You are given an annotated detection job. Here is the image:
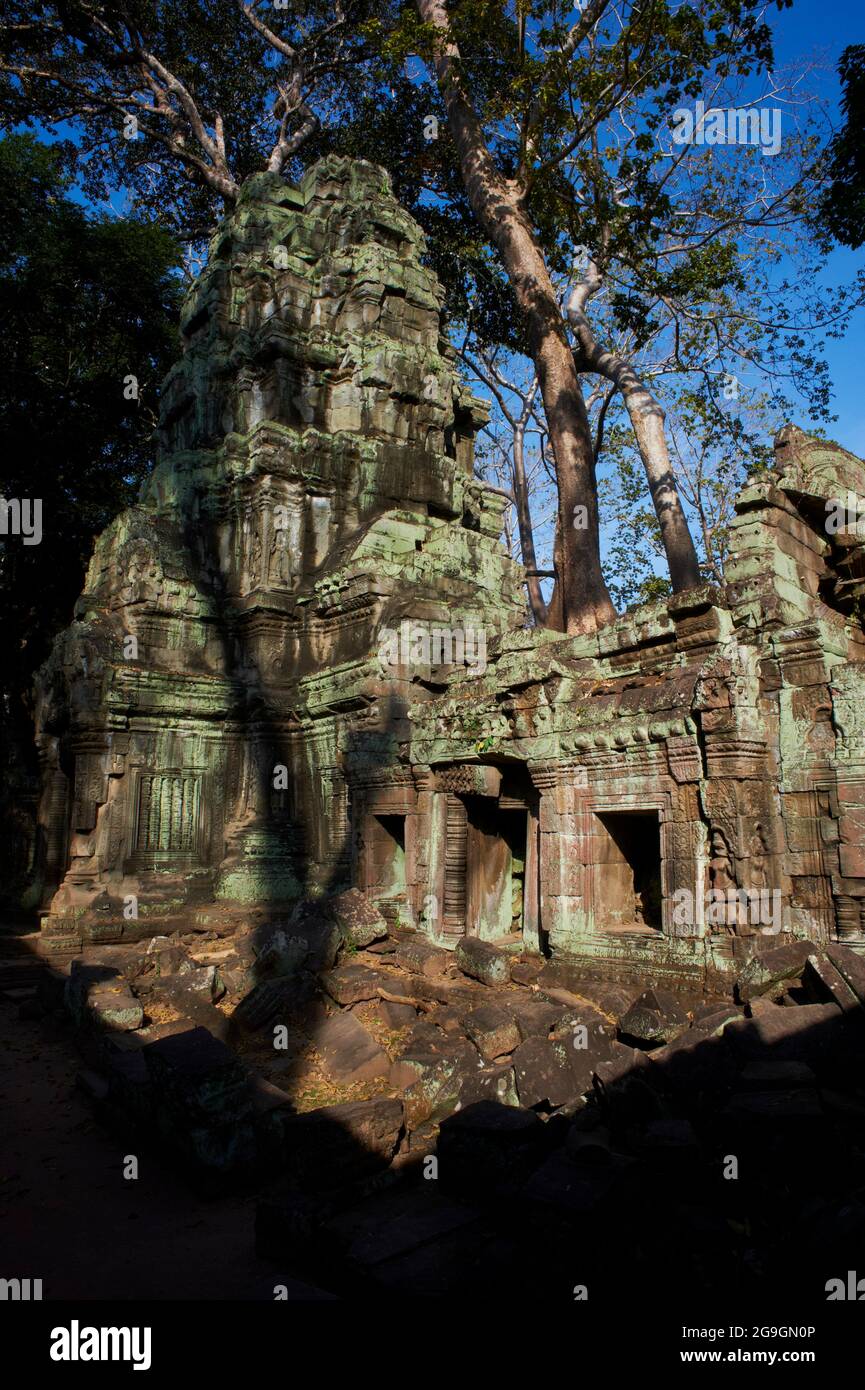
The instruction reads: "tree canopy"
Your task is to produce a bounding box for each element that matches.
[822,44,865,251]
[1,2,861,632]
[0,131,181,761]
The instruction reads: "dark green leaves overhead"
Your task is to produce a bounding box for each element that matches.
[0,132,181,745]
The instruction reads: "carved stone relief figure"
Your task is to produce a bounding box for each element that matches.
[120,542,162,607]
[749,821,770,889]
[709,827,740,933]
[268,527,292,586]
[709,828,736,892]
[249,524,263,588]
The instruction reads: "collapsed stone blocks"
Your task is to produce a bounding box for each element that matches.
[16,153,865,1293]
[23,149,865,1001]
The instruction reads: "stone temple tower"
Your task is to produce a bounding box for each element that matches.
[33,156,525,950]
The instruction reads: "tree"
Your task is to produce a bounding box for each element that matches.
[407,0,620,633]
[822,44,865,250]
[4,2,858,635]
[0,133,181,781]
[0,0,395,241]
[600,386,776,608]
[457,344,551,623]
[348,0,859,632]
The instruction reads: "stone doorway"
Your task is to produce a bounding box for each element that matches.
[464,799,528,942]
[369,814,407,901]
[595,809,663,931]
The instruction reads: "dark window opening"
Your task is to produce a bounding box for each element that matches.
[373,814,406,898]
[596,810,662,931]
[500,809,527,936]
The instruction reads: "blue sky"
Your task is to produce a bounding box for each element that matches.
[28,0,865,460]
[770,0,865,452]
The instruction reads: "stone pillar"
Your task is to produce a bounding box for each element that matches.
[835,770,865,942]
[423,789,449,943]
[530,759,590,955]
[665,738,709,939]
[523,801,541,952]
[409,764,436,931]
[35,738,70,908]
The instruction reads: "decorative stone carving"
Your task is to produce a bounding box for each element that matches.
[23,158,865,985]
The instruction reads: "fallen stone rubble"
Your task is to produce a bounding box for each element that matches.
[19,893,865,1296]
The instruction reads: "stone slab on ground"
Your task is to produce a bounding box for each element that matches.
[399,1043,480,1127]
[645,1012,740,1093]
[735,941,813,1002]
[724,998,845,1068]
[740,1058,815,1089]
[321,963,399,1006]
[461,1003,521,1061]
[509,997,567,1041]
[553,1018,616,1094]
[725,1087,824,1120]
[457,1062,519,1109]
[249,1074,294,1113]
[318,1184,482,1271]
[393,936,453,977]
[593,1040,651,1090]
[565,1119,613,1166]
[85,983,144,1032]
[454,938,511,986]
[509,957,546,986]
[392,1028,475,1089]
[281,910,342,973]
[64,960,137,1028]
[619,988,689,1046]
[316,1010,390,1085]
[276,1097,405,1190]
[250,925,309,979]
[142,1023,251,1125]
[395,974,487,1011]
[523,1150,626,1215]
[512,1035,578,1108]
[150,964,223,1009]
[378,997,417,1029]
[803,954,860,1012]
[233,976,320,1031]
[437,1099,551,1196]
[825,943,865,1008]
[328,889,388,949]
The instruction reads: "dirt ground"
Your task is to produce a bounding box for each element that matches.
[0,998,330,1301]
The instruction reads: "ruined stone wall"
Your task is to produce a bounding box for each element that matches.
[30,156,865,988]
[32,156,524,950]
[362,427,865,987]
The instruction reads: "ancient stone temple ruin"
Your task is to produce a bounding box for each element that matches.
[32,154,865,989]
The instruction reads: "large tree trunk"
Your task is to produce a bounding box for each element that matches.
[512,415,547,625]
[547,513,565,631]
[416,0,616,635]
[567,284,702,592]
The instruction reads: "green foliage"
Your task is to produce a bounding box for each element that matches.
[0,133,181,755]
[0,0,400,242]
[2,1,860,620]
[598,379,777,606]
[822,45,865,250]
[599,434,671,610]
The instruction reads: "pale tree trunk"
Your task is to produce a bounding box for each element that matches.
[465,353,548,625]
[512,413,547,625]
[567,274,701,592]
[416,0,615,635]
